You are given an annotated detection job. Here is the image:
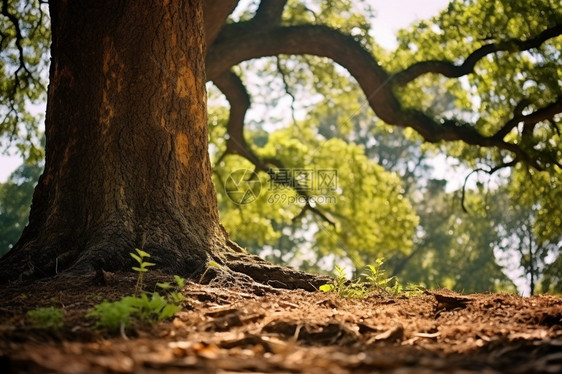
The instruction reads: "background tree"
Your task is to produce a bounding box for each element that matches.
[495,177,562,295]
[0,0,48,160]
[0,162,42,257]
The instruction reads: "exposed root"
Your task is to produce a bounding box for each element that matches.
[0,235,332,295]
[208,247,332,292]
[199,266,280,296]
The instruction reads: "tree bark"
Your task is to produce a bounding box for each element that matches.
[0,0,329,291]
[0,0,229,281]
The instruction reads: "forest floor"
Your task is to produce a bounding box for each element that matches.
[1,271,561,373]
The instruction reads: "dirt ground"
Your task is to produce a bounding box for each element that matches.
[1,272,561,373]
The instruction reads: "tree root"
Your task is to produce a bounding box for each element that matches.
[0,236,332,294]
[207,243,333,292]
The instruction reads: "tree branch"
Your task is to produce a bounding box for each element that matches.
[492,99,532,141]
[203,0,240,46]
[492,98,562,141]
[1,0,33,86]
[461,159,519,213]
[207,25,406,124]
[276,57,298,125]
[390,24,562,86]
[212,71,335,227]
[206,24,549,168]
[212,71,260,165]
[254,0,287,27]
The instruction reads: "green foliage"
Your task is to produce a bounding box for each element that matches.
[86,298,134,332]
[318,265,355,296]
[362,259,395,292]
[86,293,181,332]
[392,180,517,293]
[492,172,562,294]
[156,275,186,304]
[0,162,42,257]
[87,251,184,333]
[509,166,562,244]
[541,256,562,295]
[130,248,155,295]
[198,260,221,283]
[210,121,419,271]
[0,0,49,159]
[386,0,562,169]
[26,307,63,330]
[319,261,422,298]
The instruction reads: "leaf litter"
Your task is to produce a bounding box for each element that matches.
[0,272,561,373]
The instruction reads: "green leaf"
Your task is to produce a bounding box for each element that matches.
[174,275,185,288]
[132,267,148,272]
[159,304,181,320]
[170,292,185,303]
[148,293,166,311]
[130,253,142,264]
[319,284,334,292]
[135,248,151,258]
[156,282,171,290]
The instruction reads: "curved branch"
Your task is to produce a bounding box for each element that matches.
[206,25,544,167]
[254,0,287,27]
[521,99,562,127]
[208,25,408,125]
[391,24,562,86]
[212,71,335,227]
[276,57,298,125]
[209,0,288,47]
[492,98,562,141]
[492,99,532,141]
[203,0,240,46]
[461,160,519,213]
[212,71,260,165]
[1,0,32,84]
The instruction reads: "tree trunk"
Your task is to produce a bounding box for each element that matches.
[0,0,231,281]
[0,0,328,290]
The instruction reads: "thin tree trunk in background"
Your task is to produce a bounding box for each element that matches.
[529,232,536,296]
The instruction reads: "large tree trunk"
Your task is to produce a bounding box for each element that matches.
[0,0,231,281]
[0,0,326,290]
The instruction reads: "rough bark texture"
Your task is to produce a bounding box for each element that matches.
[0,0,227,281]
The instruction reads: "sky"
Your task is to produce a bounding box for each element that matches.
[0,0,451,182]
[368,0,450,49]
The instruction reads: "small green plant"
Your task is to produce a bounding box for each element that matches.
[199,260,221,283]
[26,307,64,330]
[130,248,155,295]
[156,275,186,304]
[87,250,184,333]
[87,298,135,332]
[320,259,423,298]
[362,258,396,293]
[319,265,368,298]
[87,293,181,332]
